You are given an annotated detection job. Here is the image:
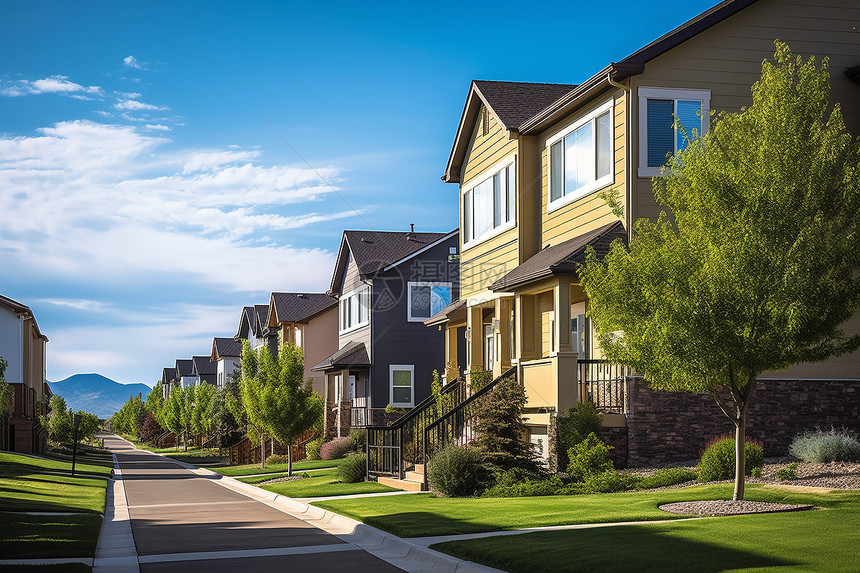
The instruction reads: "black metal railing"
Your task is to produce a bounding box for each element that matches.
[366,375,467,479]
[422,367,516,488]
[578,359,629,414]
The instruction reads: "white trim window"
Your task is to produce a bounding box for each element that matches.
[638,87,710,177]
[463,156,516,246]
[389,364,414,407]
[547,100,614,212]
[339,286,370,333]
[407,282,452,322]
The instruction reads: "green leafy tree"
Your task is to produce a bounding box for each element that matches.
[191,382,217,442]
[473,373,540,474]
[0,357,13,418]
[42,395,74,446]
[238,341,271,467]
[161,386,183,449]
[179,385,195,451]
[110,393,146,437]
[146,381,165,420]
[580,42,860,500]
[75,411,100,443]
[239,342,321,474]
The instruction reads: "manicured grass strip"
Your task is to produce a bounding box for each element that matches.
[0,512,102,559]
[312,484,847,538]
[0,458,108,514]
[136,446,226,466]
[210,459,343,476]
[257,470,397,498]
[432,490,860,573]
[0,453,111,479]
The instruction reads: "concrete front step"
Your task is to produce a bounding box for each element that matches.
[405,470,425,482]
[377,475,425,491]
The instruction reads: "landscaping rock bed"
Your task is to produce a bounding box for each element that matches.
[659,500,814,517]
[257,475,308,486]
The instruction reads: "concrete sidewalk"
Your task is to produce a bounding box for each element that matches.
[100,434,503,573]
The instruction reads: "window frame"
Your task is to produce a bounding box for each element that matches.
[546,99,615,214]
[339,285,370,334]
[406,281,453,322]
[461,154,517,249]
[389,364,414,407]
[637,87,711,178]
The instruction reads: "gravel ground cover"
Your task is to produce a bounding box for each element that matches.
[659,499,814,516]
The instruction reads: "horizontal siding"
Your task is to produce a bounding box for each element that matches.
[766,314,860,379]
[634,0,860,225]
[538,91,627,248]
[460,233,519,296]
[462,111,517,187]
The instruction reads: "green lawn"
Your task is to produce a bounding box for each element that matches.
[313,484,850,538]
[0,564,92,572]
[433,490,860,573]
[209,459,343,476]
[252,468,398,498]
[136,445,226,466]
[0,452,108,559]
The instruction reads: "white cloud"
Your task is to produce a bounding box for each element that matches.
[37,299,111,312]
[144,124,171,131]
[113,99,168,111]
[123,55,144,69]
[1,75,103,98]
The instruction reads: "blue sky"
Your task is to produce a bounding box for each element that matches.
[0,0,717,385]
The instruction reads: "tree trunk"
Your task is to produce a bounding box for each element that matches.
[733,413,746,501]
[287,444,292,477]
[260,435,266,468]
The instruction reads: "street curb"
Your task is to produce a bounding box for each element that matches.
[158,455,503,573]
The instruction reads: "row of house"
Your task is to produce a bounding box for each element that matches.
[159,228,460,439]
[0,295,50,454]
[161,0,860,473]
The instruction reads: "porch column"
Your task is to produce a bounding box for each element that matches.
[494,297,513,377]
[444,325,459,382]
[516,294,537,362]
[466,305,483,372]
[553,278,578,411]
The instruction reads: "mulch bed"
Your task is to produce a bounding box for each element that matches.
[659,500,814,516]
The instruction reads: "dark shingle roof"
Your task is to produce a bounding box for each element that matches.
[192,355,216,376]
[161,367,177,384]
[253,305,269,335]
[175,359,194,377]
[346,231,449,276]
[212,337,242,359]
[311,341,370,372]
[473,81,578,131]
[270,293,336,324]
[490,222,627,291]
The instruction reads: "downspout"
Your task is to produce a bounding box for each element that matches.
[606,71,634,243]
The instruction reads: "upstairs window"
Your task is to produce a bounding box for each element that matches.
[548,100,614,211]
[463,157,516,246]
[389,364,414,407]
[407,282,452,322]
[638,87,710,177]
[339,286,370,333]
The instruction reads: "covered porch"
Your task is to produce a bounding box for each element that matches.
[311,341,372,437]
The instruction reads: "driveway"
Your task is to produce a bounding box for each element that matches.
[103,435,404,572]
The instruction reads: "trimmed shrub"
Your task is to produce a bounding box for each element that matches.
[557,401,603,469]
[584,470,640,493]
[483,474,586,497]
[789,427,860,463]
[349,428,367,452]
[266,454,288,465]
[637,467,698,489]
[698,434,763,482]
[338,453,367,483]
[427,444,490,497]
[305,437,324,461]
[320,436,353,460]
[777,462,798,481]
[567,433,614,481]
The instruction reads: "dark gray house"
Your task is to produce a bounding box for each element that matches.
[313,228,459,436]
[235,304,278,356]
[191,355,217,386]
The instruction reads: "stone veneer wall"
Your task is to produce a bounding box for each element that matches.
[624,377,860,467]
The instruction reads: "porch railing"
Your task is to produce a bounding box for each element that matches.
[351,396,369,427]
[366,375,467,479]
[423,366,517,488]
[578,359,629,414]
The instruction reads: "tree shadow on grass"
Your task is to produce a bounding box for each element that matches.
[432,523,799,573]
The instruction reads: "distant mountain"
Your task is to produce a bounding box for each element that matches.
[48,374,152,418]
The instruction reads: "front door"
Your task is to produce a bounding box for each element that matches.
[484,324,494,371]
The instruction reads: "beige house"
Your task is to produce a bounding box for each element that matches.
[0,295,50,454]
[266,292,338,396]
[430,0,860,460]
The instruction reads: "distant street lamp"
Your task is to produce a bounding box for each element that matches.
[71,413,81,477]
